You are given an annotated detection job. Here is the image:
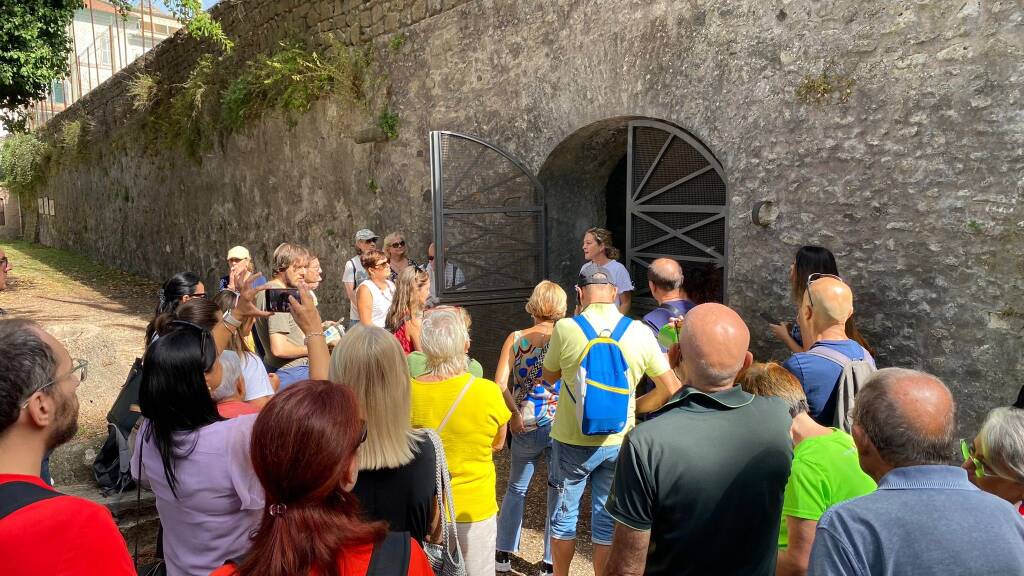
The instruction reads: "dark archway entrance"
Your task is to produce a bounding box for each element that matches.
[429,118,727,373]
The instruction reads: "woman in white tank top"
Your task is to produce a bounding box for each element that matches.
[355,250,396,328]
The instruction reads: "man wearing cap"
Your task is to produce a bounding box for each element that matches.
[219,246,265,292]
[542,266,682,576]
[606,304,793,576]
[343,229,377,327]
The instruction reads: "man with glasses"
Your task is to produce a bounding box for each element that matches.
[0,319,133,574]
[783,275,874,426]
[344,229,378,326]
[808,368,1024,575]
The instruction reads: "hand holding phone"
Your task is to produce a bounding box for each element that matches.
[264,288,299,313]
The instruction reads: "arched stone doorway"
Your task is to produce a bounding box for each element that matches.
[428,118,727,371]
[539,117,728,312]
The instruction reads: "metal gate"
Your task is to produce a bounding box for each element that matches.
[626,120,728,309]
[429,131,546,372]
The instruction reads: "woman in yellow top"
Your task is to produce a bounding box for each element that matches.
[410,307,511,576]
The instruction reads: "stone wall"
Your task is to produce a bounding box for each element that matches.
[0,188,21,239]
[33,0,1024,434]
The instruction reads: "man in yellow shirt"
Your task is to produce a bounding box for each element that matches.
[542,266,682,576]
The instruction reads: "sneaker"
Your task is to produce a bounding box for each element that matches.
[539,562,554,576]
[495,551,512,572]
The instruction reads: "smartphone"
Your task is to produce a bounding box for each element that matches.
[264,288,299,313]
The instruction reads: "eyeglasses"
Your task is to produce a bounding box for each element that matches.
[806,273,844,309]
[168,320,214,370]
[960,438,1017,481]
[372,261,389,269]
[20,358,89,408]
[390,240,406,248]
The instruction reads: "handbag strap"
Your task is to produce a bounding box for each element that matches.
[366,531,411,576]
[424,429,465,567]
[436,376,475,434]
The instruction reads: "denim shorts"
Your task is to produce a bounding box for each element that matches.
[548,439,620,545]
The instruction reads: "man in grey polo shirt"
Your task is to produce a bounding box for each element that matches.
[606,303,794,576]
[808,368,1024,575]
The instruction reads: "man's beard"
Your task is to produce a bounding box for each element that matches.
[45,393,79,451]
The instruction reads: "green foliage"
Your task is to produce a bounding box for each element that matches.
[60,117,91,155]
[220,40,379,133]
[127,72,158,111]
[377,108,399,140]
[161,0,233,52]
[367,177,379,194]
[796,60,854,105]
[388,32,408,51]
[0,0,80,132]
[167,54,217,155]
[0,133,49,194]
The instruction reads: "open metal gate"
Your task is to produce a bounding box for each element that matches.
[429,131,546,372]
[625,120,728,309]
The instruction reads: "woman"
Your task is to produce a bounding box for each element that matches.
[213,290,280,393]
[769,246,873,354]
[356,249,395,328]
[330,325,438,543]
[212,350,260,419]
[144,272,205,345]
[962,386,1024,514]
[173,299,275,409]
[410,307,511,576]
[386,266,431,353]
[580,227,633,314]
[210,380,433,576]
[493,281,566,575]
[384,231,419,282]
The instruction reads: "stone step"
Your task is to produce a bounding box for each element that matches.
[58,482,161,559]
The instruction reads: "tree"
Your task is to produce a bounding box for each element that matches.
[0,0,82,132]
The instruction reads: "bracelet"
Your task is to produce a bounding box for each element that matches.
[304,332,325,344]
[222,310,242,329]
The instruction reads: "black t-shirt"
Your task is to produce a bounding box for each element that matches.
[607,386,793,576]
[353,433,436,543]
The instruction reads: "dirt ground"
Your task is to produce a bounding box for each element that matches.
[0,240,595,576]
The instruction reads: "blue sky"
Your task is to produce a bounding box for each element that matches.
[150,0,219,12]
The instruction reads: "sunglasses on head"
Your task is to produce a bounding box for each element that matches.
[805,273,844,309]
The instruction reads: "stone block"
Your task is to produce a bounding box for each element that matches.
[385,12,399,32]
[412,0,426,21]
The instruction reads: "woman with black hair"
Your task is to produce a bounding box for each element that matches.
[769,246,873,354]
[144,272,206,345]
[132,272,329,575]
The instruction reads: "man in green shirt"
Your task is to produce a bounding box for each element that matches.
[738,362,876,576]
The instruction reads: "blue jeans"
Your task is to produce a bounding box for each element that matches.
[496,426,553,563]
[276,364,310,389]
[548,439,620,545]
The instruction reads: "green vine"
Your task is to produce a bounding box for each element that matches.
[377,108,399,140]
[59,116,91,158]
[127,72,158,111]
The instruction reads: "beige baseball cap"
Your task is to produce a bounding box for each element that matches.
[226,246,251,260]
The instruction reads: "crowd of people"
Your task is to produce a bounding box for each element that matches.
[1,228,1024,576]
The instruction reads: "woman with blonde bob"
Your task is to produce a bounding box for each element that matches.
[962,386,1024,513]
[493,281,566,574]
[386,266,432,354]
[329,325,439,544]
[410,307,511,576]
[383,231,420,282]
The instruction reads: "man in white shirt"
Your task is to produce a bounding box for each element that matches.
[343,229,377,326]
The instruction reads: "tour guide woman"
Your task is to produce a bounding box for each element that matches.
[356,249,396,328]
[580,228,633,315]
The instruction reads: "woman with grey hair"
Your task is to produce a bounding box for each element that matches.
[962,386,1024,514]
[211,351,259,419]
[410,307,511,576]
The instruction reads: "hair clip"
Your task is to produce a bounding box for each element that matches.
[269,503,287,517]
[1013,385,1024,410]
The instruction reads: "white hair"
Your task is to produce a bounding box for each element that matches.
[979,407,1024,483]
[420,308,469,377]
[213,350,243,402]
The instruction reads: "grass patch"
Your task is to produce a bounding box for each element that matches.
[389,32,408,51]
[127,72,158,111]
[377,108,399,140]
[0,240,155,297]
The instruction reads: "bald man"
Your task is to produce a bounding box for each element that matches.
[783,276,874,426]
[808,368,1024,575]
[606,304,793,576]
[641,258,695,344]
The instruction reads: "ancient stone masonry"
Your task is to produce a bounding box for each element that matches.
[32,0,1024,435]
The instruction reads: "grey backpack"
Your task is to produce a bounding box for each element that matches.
[806,347,876,433]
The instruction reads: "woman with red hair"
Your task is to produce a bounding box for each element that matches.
[211,380,433,576]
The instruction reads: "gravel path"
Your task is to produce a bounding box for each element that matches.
[0,240,595,575]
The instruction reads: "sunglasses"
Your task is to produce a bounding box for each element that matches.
[390,240,406,248]
[20,358,89,408]
[806,273,844,309]
[371,261,390,269]
[427,255,435,262]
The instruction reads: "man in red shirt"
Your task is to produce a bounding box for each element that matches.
[0,318,134,575]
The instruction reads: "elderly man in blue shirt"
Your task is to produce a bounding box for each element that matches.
[809,368,1024,575]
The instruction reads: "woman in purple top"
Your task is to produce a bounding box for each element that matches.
[132,322,264,576]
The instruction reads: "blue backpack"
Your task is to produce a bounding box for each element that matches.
[563,315,634,436]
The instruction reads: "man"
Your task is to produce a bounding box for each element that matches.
[783,275,872,425]
[739,362,876,576]
[606,304,794,576]
[0,247,10,316]
[809,368,1024,574]
[218,245,262,291]
[343,229,377,326]
[426,241,467,300]
[641,258,694,341]
[254,242,311,388]
[542,266,681,576]
[0,319,134,574]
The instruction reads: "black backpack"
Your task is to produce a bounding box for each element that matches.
[93,358,144,495]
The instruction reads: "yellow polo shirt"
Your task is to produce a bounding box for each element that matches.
[545,303,670,447]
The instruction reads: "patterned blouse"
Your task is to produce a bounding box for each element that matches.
[510,331,559,431]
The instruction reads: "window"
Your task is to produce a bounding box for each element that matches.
[51,81,65,104]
